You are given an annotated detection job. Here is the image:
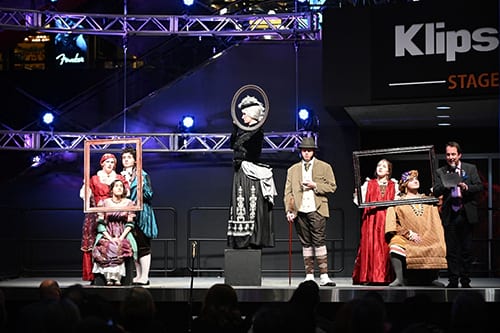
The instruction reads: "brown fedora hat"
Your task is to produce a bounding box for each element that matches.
[298,137,318,149]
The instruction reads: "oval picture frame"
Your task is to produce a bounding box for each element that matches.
[231,84,270,131]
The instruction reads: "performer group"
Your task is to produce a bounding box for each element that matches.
[79,90,483,288]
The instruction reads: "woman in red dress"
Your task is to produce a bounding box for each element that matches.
[352,159,398,285]
[80,153,128,283]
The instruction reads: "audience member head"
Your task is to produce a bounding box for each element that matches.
[199,283,242,324]
[63,283,85,304]
[289,280,320,315]
[44,298,81,333]
[39,279,61,301]
[120,287,156,322]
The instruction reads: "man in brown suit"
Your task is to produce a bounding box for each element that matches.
[284,137,337,286]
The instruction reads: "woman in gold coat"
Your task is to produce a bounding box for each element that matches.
[385,170,447,286]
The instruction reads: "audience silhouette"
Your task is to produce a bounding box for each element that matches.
[119,286,166,333]
[191,283,250,333]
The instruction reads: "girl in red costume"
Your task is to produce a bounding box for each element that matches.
[352,159,398,285]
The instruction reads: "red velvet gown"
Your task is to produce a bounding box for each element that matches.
[352,179,396,285]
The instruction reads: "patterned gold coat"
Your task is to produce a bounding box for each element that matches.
[385,199,447,270]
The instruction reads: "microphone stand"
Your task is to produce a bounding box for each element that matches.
[187,241,197,332]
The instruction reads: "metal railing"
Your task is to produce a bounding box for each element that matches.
[186,206,346,276]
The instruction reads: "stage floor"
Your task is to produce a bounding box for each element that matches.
[2,276,500,304]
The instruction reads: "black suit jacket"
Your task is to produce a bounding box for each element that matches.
[433,161,483,225]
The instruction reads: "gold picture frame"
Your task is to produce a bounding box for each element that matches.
[353,145,439,208]
[83,138,143,213]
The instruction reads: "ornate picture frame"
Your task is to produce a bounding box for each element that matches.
[230,84,270,131]
[83,138,143,213]
[353,145,439,208]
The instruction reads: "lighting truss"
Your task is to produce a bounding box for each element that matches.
[0,130,315,153]
[0,8,320,40]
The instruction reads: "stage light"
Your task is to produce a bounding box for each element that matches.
[183,0,194,6]
[42,112,55,126]
[178,115,195,149]
[31,154,45,167]
[297,108,319,133]
[181,115,195,131]
[298,108,310,121]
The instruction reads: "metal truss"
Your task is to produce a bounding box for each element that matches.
[0,130,315,153]
[0,8,320,40]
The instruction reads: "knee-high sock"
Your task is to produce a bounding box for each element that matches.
[390,253,405,283]
[303,247,314,274]
[315,245,329,275]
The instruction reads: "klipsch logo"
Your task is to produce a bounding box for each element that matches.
[395,22,498,62]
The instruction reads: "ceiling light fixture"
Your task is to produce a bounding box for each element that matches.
[436,105,451,110]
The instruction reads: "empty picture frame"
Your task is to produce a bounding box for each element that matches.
[353,145,439,208]
[83,138,143,213]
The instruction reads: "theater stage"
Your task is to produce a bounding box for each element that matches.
[2,276,500,304]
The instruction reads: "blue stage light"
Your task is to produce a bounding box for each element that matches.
[298,108,310,121]
[181,115,195,130]
[297,108,319,132]
[42,112,55,125]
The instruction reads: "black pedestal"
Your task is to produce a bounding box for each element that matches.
[224,249,262,286]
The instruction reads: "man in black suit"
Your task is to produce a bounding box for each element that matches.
[433,141,483,288]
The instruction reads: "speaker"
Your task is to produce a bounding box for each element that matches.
[224,249,262,286]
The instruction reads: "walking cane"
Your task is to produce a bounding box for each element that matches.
[288,219,293,286]
[286,199,295,286]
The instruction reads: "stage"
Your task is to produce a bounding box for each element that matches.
[2,276,500,304]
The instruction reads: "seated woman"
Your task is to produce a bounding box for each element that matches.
[92,179,137,286]
[385,170,447,287]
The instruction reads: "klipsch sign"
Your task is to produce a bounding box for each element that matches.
[394,22,498,63]
[371,1,498,100]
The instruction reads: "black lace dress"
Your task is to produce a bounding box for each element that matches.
[227,125,275,249]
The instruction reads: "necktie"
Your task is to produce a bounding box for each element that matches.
[451,168,463,212]
[304,162,310,171]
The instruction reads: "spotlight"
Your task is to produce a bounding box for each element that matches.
[31,154,45,167]
[180,115,195,132]
[297,108,319,132]
[42,112,55,126]
[298,108,310,121]
[178,115,195,149]
[183,0,194,6]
